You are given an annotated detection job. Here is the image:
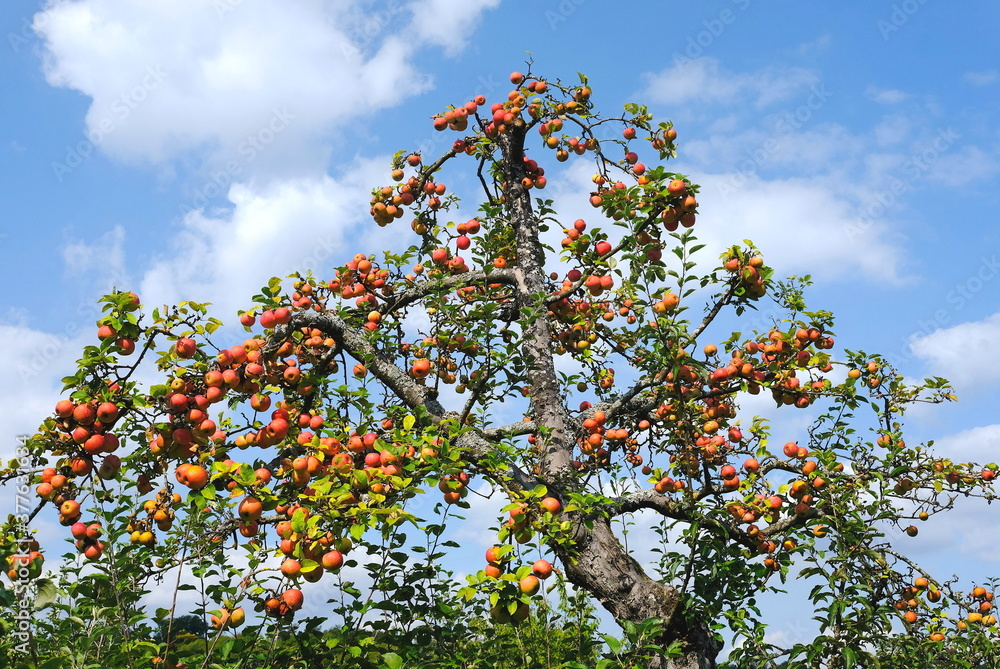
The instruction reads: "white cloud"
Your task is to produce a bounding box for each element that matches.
[61,225,130,292]
[964,70,998,87]
[696,173,908,284]
[31,0,492,177]
[681,121,866,176]
[536,130,906,288]
[931,424,1000,464]
[924,145,1000,187]
[865,85,909,105]
[138,161,384,321]
[796,34,832,56]
[639,58,820,110]
[909,312,1000,393]
[871,112,916,146]
[0,320,89,463]
[408,0,502,56]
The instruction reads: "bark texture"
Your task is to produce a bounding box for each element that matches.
[498,122,719,669]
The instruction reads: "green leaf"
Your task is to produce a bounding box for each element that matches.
[350,523,365,541]
[382,652,403,669]
[34,578,57,609]
[603,634,623,654]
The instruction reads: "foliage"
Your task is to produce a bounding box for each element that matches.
[3,65,999,668]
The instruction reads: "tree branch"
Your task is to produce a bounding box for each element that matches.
[379,268,517,320]
[270,311,445,417]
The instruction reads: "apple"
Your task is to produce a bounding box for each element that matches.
[519,574,540,595]
[238,497,263,522]
[532,559,553,579]
[175,338,197,358]
[281,588,304,610]
[97,454,120,479]
[259,310,277,329]
[72,403,95,424]
[321,550,344,571]
[540,497,561,514]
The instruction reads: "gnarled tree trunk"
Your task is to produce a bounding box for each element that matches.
[556,519,719,669]
[497,119,719,669]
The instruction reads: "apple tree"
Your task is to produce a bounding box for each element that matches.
[5,66,1000,669]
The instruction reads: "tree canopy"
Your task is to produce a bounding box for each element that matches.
[4,66,1000,669]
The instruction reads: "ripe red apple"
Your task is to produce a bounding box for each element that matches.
[259,310,277,329]
[83,434,105,455]
[175,338,197,358]
[280,588,304,610]
[431,247,449,265]
[273,307,292,324]
[96,402,118,423]
[180,464,209,490]
[532,559,553,579]
[122,292,140,310]
[70,457,93,476]
[60,500,81,518]
[321,550,344,571]
[238,497,263,522]
[280,558,302,578]
[73,403,95,424]
[540,497,561,514]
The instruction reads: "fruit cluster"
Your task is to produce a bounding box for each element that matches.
[71,520,106,558]
[128,488,181,544]
[50,398,123,458]
[4,541,43,581]
[481,542,556,625]
[262,587,303,619]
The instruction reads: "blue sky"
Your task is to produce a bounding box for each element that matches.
[3,0,1000,651]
